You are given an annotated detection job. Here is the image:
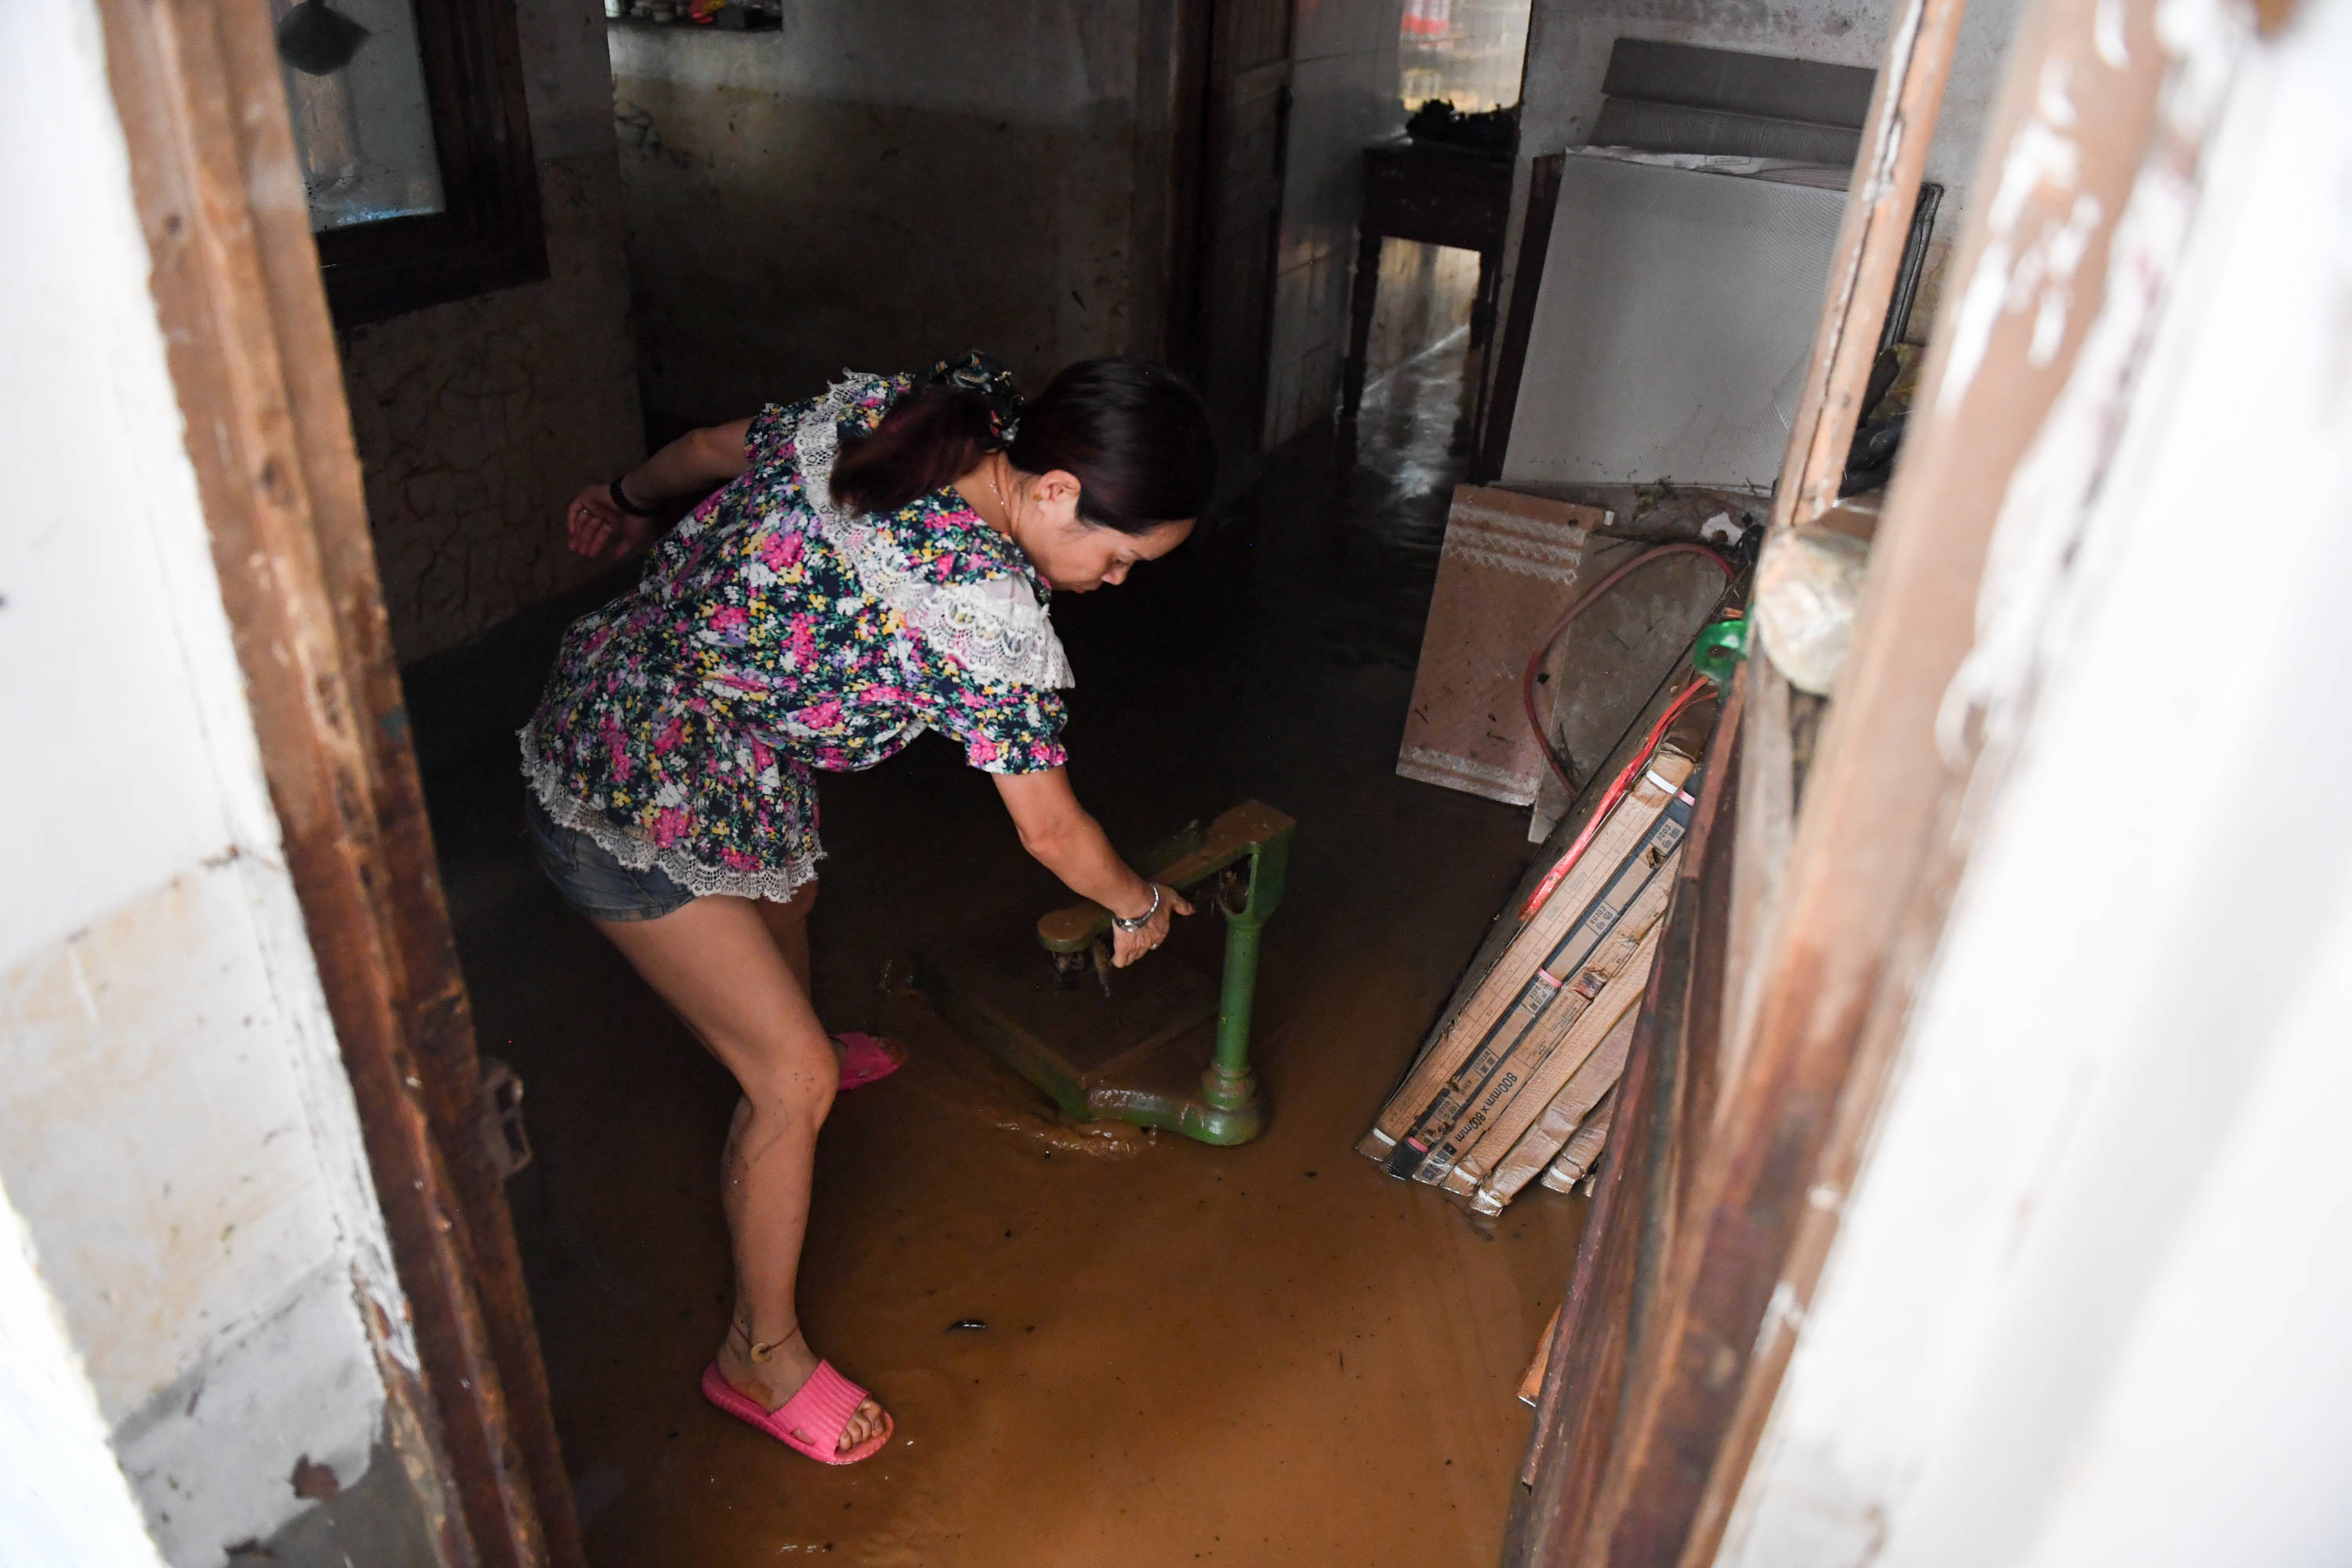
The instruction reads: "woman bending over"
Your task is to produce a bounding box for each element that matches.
[521,354,1213,1465]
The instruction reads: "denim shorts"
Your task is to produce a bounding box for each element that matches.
[524,791,695,923]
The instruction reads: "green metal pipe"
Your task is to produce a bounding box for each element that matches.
[1214,916,1264,1081]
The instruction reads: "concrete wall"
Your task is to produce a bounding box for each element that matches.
[607,1,1189,434]
[0,5,420,1564]
[1721,0,2352,1559]
[340,0,644,664]
[606,0,1414,454]
[1265,0,1410,445]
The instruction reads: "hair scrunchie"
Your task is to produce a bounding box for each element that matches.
[928,350,1025,449]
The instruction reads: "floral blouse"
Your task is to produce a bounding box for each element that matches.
[521,370,1073,901]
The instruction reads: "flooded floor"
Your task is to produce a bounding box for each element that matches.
[415,342,1587,1566]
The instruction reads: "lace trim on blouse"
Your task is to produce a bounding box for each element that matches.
[796,372,1076,691]
[518,717,824,904]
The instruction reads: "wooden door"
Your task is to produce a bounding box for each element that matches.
[1195,0,1294,477]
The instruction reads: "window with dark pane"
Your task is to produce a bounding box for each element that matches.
[285,0,546,325]
[274,0,446,231]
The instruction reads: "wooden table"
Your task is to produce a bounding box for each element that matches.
[1339,139,1516,440]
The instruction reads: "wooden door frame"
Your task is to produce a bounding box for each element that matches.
[1504,0,2222,1554]
[95,4,582,1566]
[1193,0,1295,470]
[1159,0,1218,379]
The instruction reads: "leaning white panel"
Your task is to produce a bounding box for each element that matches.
[1501,151,1849,492]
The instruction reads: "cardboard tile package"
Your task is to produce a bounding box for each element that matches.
[1363,741,1697,1210]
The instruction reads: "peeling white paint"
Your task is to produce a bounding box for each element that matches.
[1943,0,2241,761]
[2094,0,2133,67]
[1865,0,1929,208]
[1758,1279,1809,1350]
[2036,56,2081,125]
[111,1258,385,1563]
[2024,191,2104,364]
[1936,114,2085,412]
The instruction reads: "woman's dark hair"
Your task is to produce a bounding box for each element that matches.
[829,356,1215,534]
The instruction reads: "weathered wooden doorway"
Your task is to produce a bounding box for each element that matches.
[93,3,579,1565]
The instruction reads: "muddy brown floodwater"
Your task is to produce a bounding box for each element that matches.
[415,337,1589,1566]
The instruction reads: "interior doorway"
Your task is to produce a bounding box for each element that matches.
[67,0,2028,1560]
[1188,0,1298,482]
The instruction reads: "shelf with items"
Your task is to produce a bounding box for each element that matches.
[603,2,779,30]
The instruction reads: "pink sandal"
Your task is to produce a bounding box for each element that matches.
[701,1360,893,1465]
[833,1031,906,1091]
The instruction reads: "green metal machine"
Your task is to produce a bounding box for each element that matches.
[913,801,1294,1145]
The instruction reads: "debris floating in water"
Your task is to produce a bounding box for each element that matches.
[992,1112,1154,1159]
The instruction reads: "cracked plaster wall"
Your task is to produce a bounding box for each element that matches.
[341,0,644,664]
[607,1,1187,432]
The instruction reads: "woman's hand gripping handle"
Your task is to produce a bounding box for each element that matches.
[1108,883,1192,968]
[994,769,1193,968]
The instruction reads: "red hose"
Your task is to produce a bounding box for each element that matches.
[1519,677,1715,920]
[1520,543,1734,793]
[1511,542,1735,924]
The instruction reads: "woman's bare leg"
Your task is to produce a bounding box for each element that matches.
[755,888,904,1080]
[753,880,815,993]
[590,885,887,1454]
